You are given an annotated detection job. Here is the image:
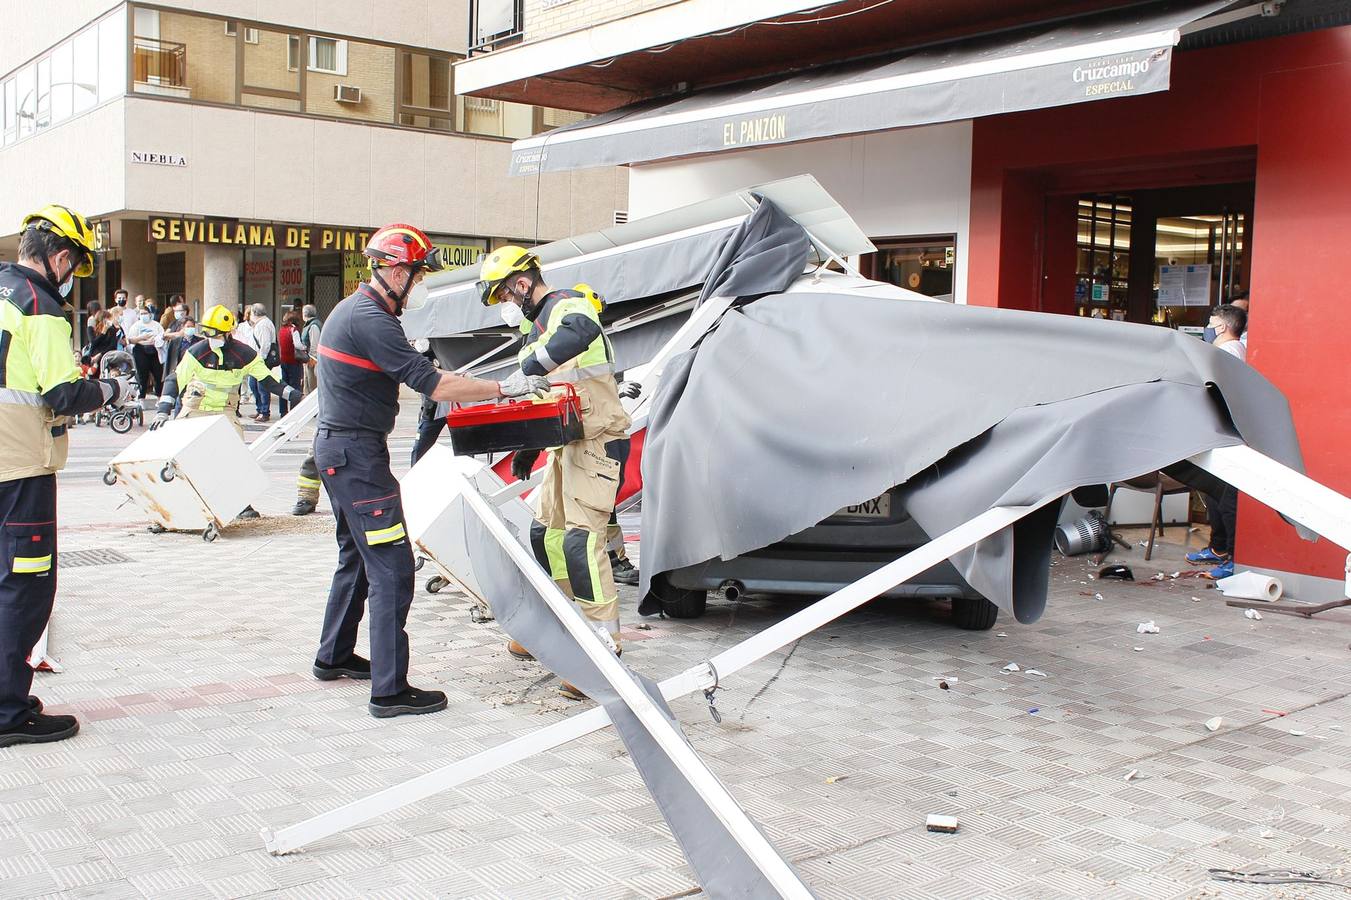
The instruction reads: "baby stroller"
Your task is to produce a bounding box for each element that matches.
[95,350,144,434]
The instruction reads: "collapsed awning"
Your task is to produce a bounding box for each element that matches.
[510,0,1231,176]
[401,174,873,339]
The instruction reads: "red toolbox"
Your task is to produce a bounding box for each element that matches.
[447,384,584,455]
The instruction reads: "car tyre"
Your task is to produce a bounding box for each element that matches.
[951,596,998,631]
[651,575,707,619]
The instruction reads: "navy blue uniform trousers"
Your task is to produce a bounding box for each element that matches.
[314,429,415,698]
[0,475,58,729]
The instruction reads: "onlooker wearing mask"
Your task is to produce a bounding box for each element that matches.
[276,311,304,416]
[1208,303,1246,362]
[159,294,180,329]
[162,296,189,340]
[126,305,166,401]
[245,303,278,422]
[118,291,141,344]
[299,304,322,396]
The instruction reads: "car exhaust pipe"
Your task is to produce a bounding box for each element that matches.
[719,580,745,602]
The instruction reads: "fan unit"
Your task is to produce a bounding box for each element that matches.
[333,84,361,104]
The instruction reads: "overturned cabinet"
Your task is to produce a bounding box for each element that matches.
[105,415,267,541]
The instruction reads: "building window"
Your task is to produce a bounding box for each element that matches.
[398,50,453,131]
[224,21,260,43]
[288,36,348,76]
[869,237,957,300]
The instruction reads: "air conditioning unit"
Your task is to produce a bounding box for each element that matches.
[333,84,361,104]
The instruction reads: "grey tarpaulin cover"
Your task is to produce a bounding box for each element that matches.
[638,294,1310,623]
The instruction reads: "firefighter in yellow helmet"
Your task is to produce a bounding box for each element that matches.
[478,249,632,699]
[1,205,133,747]
[150,303,301,518]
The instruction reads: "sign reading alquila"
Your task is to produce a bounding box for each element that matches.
[147,217,374,251]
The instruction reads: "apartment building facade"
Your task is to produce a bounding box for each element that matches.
[0,1,624,329]
[459,0,1351,596]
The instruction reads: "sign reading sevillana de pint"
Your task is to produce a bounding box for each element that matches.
[148,217,376,251]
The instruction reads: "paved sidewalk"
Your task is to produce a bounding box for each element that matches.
[3,409,1349,898]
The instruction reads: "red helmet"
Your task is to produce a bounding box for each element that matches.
[363,223,445,272]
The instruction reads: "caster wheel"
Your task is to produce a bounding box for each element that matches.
[109,413,132,434]
[414,556,426,572]
[202,524,219,543]
[160,464,175,482]
[148,523,166,534]
[102,469,117,486]
[425,575,446,594]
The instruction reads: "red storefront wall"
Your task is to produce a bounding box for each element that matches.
[968,27,1351,584]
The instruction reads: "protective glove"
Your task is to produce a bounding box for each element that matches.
[283,386,302,406]
[498,371,552,399]
[618,380,641,400]
[149,410,171,431]
[511,448,541,482]
[100,376,133,407]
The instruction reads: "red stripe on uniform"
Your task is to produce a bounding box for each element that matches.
[318,344,381,371]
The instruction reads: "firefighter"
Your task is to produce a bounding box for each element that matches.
[573,284,641,587]
[150,304,301,518]
[1,205,132,748]
[313,224,549,718]
[480,251,632,700]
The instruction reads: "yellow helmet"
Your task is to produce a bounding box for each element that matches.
[22,204,96,277]
[476,245,540,306]
[200,304,236,335]
[573,283,605,314]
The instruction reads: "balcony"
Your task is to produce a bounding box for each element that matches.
[132,37,190,99]
[469,0,524,57]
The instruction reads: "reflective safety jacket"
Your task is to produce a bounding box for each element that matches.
[160,335,283,417]
[518,288,630,441]
[0,263,108,482]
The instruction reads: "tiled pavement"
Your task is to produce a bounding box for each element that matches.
[5,404,1350,898]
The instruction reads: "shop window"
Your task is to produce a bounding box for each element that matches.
[870,237,957,300]
[398,50,454,131]
[1075,195,1130,320]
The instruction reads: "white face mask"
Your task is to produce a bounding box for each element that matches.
[174,309,185,320]
[499,302,525,328]
[58,278,74,298]
[404,282,430,312]
[208,336,225,350]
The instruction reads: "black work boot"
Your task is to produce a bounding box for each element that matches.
[611,556,640,586]
[292,498,316,516]
[313,654,372,681]
[237,505,261,519]
[369,686,448,719]
[0,713,80,748]
[27,695,42,714]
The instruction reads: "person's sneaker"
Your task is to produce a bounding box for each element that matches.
[559,681,587,701]
[313,654,372,681]
[0,713,80,748]
[237,506,261,519]
[368,686,447,719]
[1209,559,1235,579]
[611,557,640,586]
[291,498,316,516]
[1186,547,1228,564]
[507,640,534,661]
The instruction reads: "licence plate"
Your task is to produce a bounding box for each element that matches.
[836,493,891,519]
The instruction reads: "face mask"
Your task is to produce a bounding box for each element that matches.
[405,282,430,313]
[208,336,225,350]
[499,302,525,328]
[116,298,127,307]
[140,313,152,323]
[174,309,185,320]
[58,277,74,299]
[1202,326,1217,343]
[184,327,197,338]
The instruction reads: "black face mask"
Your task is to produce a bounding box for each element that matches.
[116,298,127,307]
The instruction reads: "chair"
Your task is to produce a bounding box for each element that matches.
[1104,471,1191,561]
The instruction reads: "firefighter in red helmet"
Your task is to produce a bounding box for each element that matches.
[309,224,550,718]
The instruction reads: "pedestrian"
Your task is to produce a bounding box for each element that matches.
[247,303,278,422]
[118,292,141,345]
[481,250,632,700]
[151,305,300,518]
[299,303,322,396]
[0,204,132,747]
[277,310,304,416]
[311,223,548,718]
[1187,304,1249,578]
[1231,290,1250,348]
[125,302,166,401]
[162,295,189,341]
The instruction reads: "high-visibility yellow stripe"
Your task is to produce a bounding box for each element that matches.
[297,475,321,488]
[544,527,568,581]
[13,554,52,574]
[364,522,406,545]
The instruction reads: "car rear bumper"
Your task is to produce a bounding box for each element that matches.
[666,552,981,600]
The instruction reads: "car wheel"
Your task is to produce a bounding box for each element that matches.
[651,575,707,619]
[951,596,998,630]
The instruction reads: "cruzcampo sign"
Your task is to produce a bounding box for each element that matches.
[148,217,375,251]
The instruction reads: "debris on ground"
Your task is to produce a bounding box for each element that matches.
[937,680,950,690]
[1025,669,1048,678]
[1001,662,1021,673]
[1137,621,1160,634]
[1125,769,1138,781]
[996,632,1008,637]
[1289,729,1306,736]
[925,814,958,834]
[1093,593,1104,601]
[1098,564,1134,581]
[1133,646,1144,652]
[1262,709,1288,717]
[1028,708,1040,715]
[1245,609,1263,620]
[1151,572,1167,581]
[1205,716,1223,732]
[825,775,847,784]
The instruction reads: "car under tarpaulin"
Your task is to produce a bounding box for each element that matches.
[637,202,1313,624]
